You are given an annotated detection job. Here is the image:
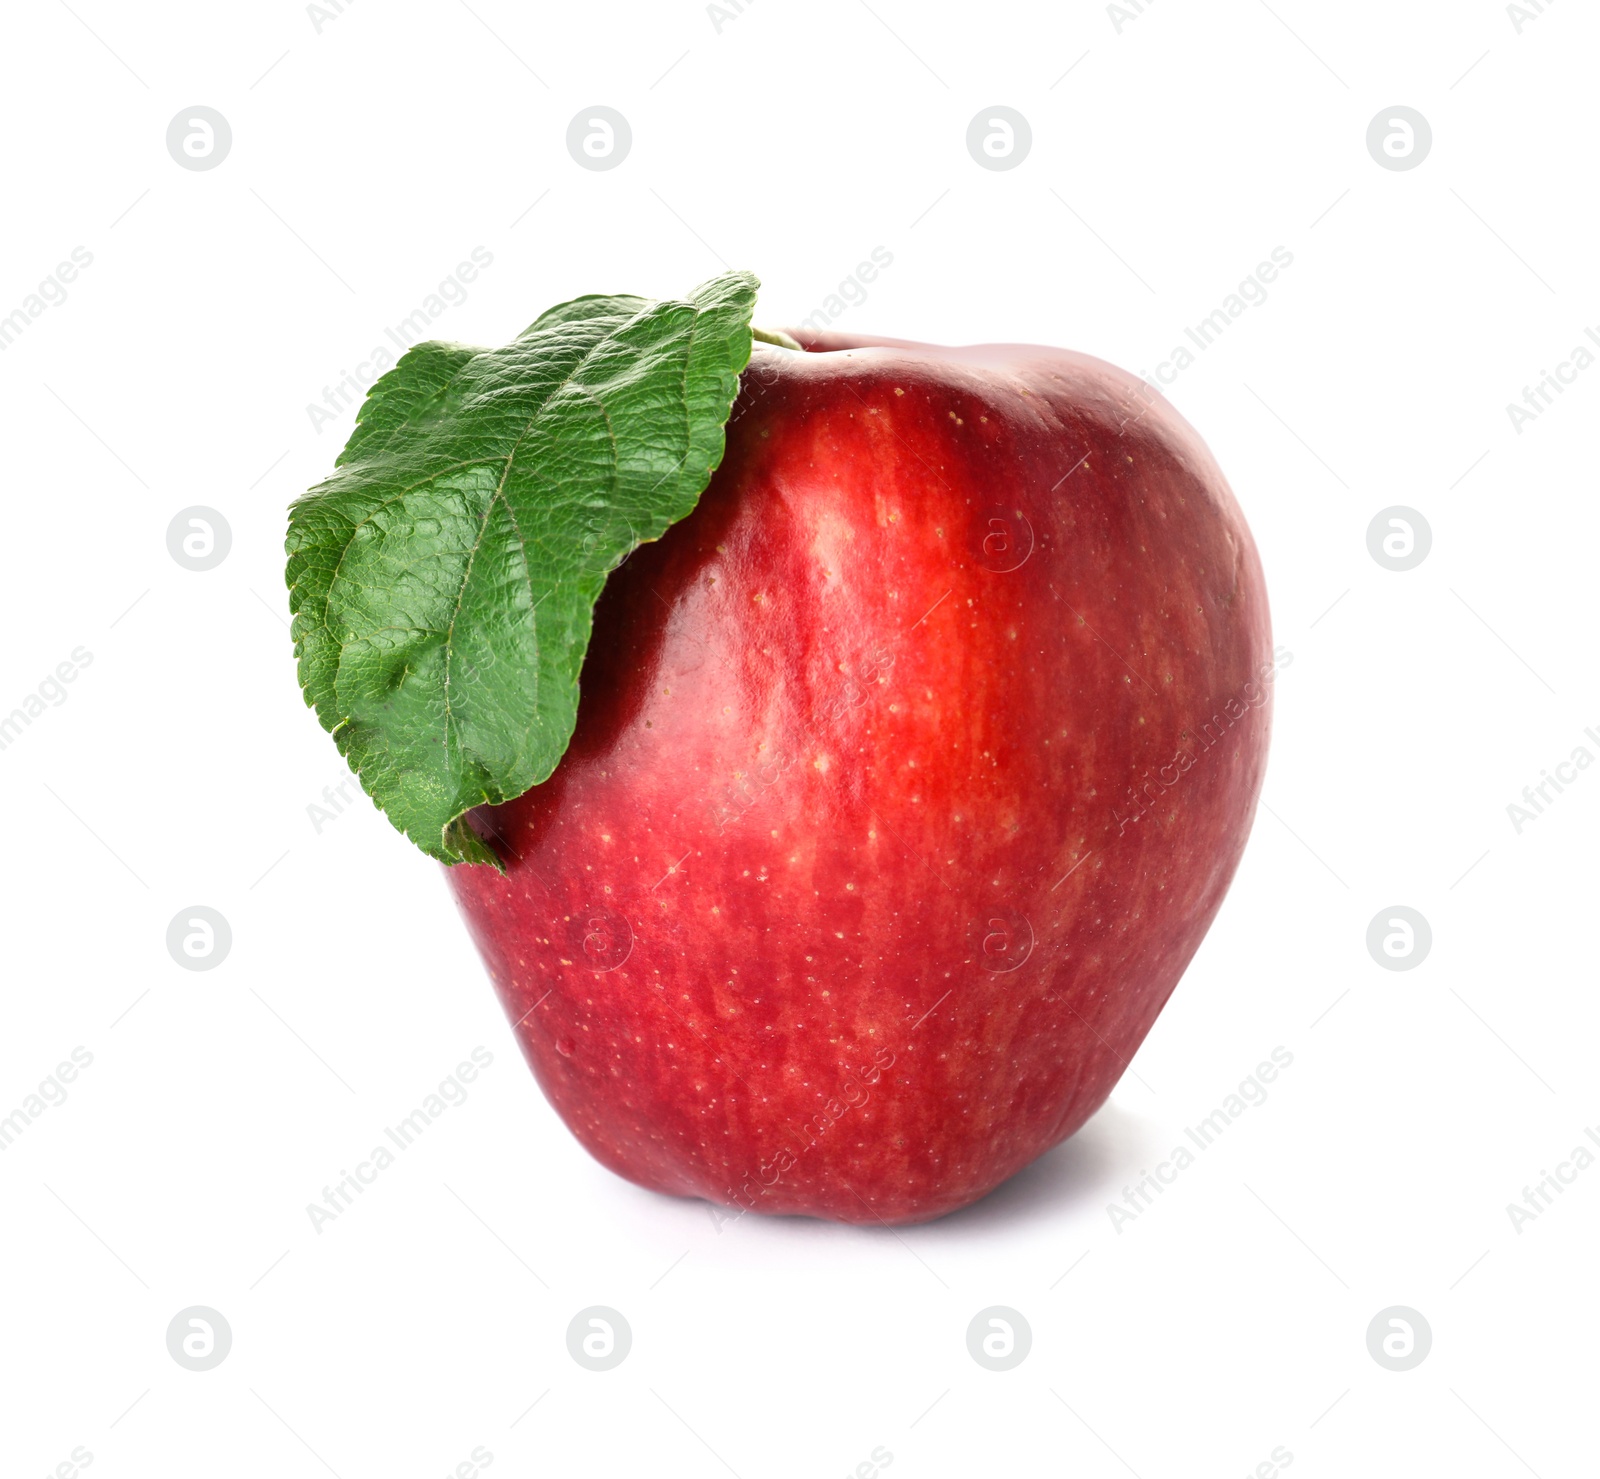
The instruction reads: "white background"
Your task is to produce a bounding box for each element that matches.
[2,1,1596,1475]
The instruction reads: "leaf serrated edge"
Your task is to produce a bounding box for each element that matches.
[284,270,761,869]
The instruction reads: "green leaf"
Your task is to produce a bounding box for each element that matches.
[286,269,759,867]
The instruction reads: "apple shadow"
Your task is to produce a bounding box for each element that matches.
[654,1097,1168,1243]
[913,1097,1165,1238]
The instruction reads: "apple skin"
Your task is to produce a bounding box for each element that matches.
[446,328,1272,1226]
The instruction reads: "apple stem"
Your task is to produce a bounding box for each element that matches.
[752,326,803,350]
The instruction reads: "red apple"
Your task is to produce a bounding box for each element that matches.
[446,328,1272,1226]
